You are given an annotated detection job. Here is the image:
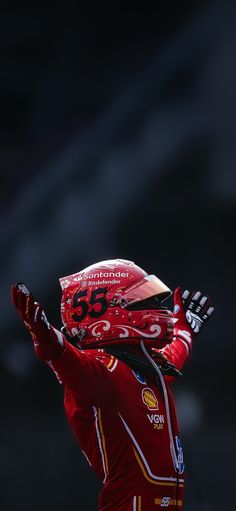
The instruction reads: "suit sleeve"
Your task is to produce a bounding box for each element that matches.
[160,335,191,373]
[45,340,112,406]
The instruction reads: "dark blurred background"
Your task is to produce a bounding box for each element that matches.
[1,2,235,510]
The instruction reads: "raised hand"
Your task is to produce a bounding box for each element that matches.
[173,287,215,347]
[11,283,64,359]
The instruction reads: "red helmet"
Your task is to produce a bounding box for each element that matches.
[59,259,175,350]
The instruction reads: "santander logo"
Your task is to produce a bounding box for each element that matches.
[81,271,129,280]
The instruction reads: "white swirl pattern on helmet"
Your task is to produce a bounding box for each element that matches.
[88,320,162,339]
[89,320,111,337]
[115,324,162,338]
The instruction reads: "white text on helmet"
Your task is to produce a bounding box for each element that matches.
[81,271,129,280]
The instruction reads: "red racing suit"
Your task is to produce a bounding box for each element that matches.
[45,336,189,511]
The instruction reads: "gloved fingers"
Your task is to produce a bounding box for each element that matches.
[174,287,196,311]
[202,305,215,322]
[12,283,41,325]
[185,291,215,333]
[188,291,206,313]
[12,282,30,300]
[12,284,30,320]
[182,289,201,309]
[23,297,50,332]
[174,286,215,338]
[188,292,214,319]
[188,291,202,309]
[181,289,191,306]
[11,284,24,309]
[173,287,186,313]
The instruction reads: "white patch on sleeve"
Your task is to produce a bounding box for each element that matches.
[53,328,64,347]
[175,329,192,344]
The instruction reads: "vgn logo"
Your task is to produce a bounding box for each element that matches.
[147,413,165,430]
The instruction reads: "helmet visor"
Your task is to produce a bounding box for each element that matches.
[117,274,172,307]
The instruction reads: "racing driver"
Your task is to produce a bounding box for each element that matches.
[11,258,214,510]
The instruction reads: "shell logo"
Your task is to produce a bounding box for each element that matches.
[142,387,159,411]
